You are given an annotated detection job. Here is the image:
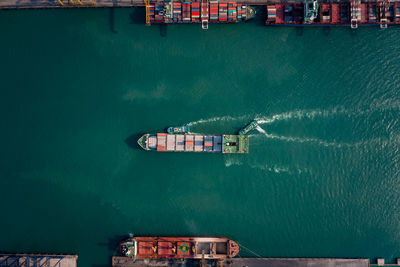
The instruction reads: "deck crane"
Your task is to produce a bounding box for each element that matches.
[145,0,151,26]
[350,0,361,28]
[379,0,388,28]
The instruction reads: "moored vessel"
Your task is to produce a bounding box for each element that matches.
[147,1,256,28]
[138,133,249,153]
[265,0,400,28]
[119,236,240,260]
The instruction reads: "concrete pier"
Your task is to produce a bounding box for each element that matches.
[0,254,78,267]
[112,257,369,267]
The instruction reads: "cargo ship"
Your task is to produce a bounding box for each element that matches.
[119,236,240,260]
[137,133,249,153]
[147,1,256,29]
[265,0,400,28]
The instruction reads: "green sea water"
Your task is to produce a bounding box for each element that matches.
[0,7,400,266]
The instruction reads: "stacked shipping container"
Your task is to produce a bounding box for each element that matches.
[210,1,219,22]
[192,2,201,22]
[173,2,182,22]
[219,2,228,21]
[228,2,237,21]
[182,2,191,21]
[157,133,166,151]
[266,5,277,23]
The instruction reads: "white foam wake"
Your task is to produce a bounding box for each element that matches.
[255,126,352,148]
[187,115,249,126]
[256,107,349,125]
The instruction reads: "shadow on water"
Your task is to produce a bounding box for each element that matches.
[129,7,146,24]
[321,26,331,36]
[109,8,117,33]
[125,133,144,150]
[295,26,303,36]
[98,235,127,253]
[159,24,167,37]
[252,6,267,27]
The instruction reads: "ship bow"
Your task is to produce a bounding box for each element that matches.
[137,134,149,150]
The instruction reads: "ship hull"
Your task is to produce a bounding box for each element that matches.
[149,1,255,25]
[265,1,400,27]
[137,133,249,153]
[119,236,240,259]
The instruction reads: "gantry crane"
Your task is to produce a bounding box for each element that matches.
[145,0,151,26]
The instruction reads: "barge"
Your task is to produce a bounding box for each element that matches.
[148,1,256,29]
[119,236,240,260]
[138,133,249,153]
[265,0,400,28]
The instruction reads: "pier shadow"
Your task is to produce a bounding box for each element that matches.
[295,26,304,36]
[321,26,331,36]
[129,7,146,24]
[125,133,143,150]
[109,8,117,34]
[98,235,127,253]
[252,6,267,27]
[159,24,167,37]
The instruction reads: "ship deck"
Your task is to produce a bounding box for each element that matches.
[112,257,370,267]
